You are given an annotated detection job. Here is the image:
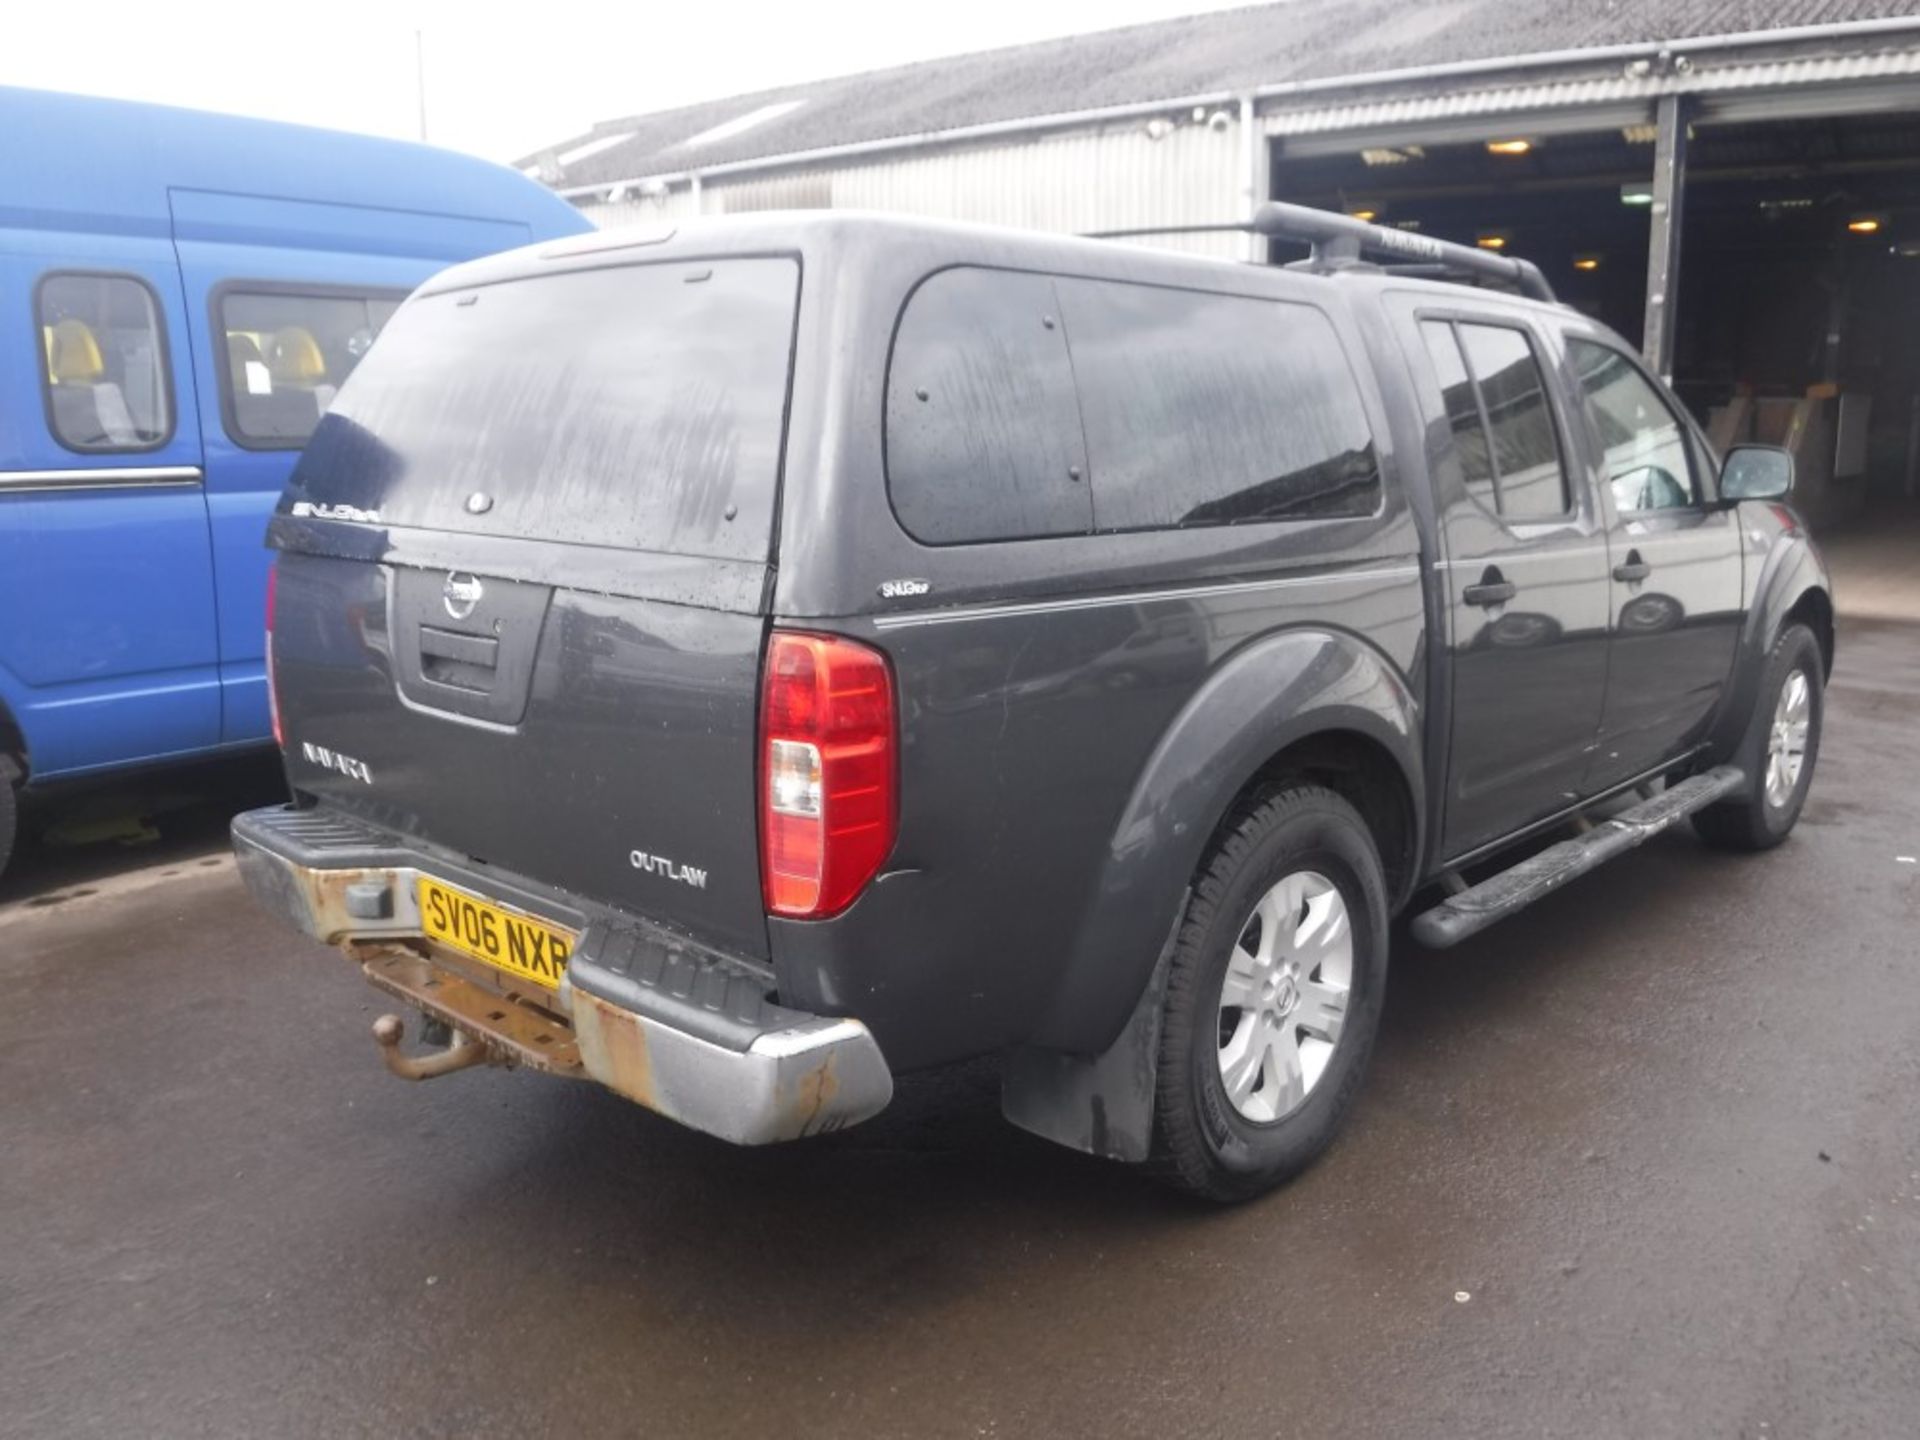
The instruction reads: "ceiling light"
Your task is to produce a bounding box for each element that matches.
[1620,124,1659,145]
[1847,215,1885,235]
[1349,207,1380,222]
[1573,255,1602,272]
[1486,139,1533,156]
[1621,183,1654,206]
[1476,231,1510,251]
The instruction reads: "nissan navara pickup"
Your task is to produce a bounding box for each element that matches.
[234,206,1831,1200]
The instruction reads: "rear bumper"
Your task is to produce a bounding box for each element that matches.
[231,804,893,1144]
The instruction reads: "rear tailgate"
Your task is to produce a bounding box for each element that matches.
[267,255,801,959]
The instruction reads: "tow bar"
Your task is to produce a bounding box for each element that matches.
[371,1013,490,1081]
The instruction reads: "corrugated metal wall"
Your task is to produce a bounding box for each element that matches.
[579,117,1247,258]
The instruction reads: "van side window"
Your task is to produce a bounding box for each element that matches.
[37,273,171,452]
[1567,339,1699,513]
[885,268,1092,544]
[218,289,403,448]
[1058,279,1381,530]
[1454,323,1569,519]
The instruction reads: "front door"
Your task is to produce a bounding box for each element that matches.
[1562,338,1744,793]
[1403,311,1612,861]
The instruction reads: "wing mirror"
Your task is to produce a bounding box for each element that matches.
[1720,444,1795,502]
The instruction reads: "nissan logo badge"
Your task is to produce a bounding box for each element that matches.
[443,572,484,620]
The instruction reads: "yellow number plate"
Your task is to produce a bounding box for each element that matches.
[416,877,575,992]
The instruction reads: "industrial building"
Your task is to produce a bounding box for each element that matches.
[521,2,1920,523]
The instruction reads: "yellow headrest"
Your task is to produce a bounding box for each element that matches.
[267,327,328,384]
[227,332,266,372]
[47,319,106,384]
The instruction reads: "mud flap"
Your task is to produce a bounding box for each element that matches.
[1000,898,1187,1163]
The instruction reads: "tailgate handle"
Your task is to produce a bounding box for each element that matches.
[419,626,499,669]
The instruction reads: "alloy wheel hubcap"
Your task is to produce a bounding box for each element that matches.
[1216,870,1353,1124]
[1764,668,1811,809]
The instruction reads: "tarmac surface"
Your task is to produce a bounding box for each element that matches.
[4,621,1917,1439]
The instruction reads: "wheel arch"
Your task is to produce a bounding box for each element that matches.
[1003,652,1419,1164]
[1785,585,1834,680]
[1708,529,1834,762]
[1027,625,1423,1060]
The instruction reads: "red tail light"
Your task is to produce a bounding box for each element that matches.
[264,561,283,749]
[760,630,897,918]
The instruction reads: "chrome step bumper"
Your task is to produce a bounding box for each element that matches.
[232,804,893,1144]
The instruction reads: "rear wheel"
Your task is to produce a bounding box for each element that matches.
[0,769,16,883]
[1693,623,1824,852]
[1151,785,1389,1202]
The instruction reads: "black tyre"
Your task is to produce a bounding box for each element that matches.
[1151,785,1390,1202]
[1692,623,1824,853]
[0,770,15,884]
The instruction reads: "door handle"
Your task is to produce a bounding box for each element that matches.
[1462,574,1517,608]
[1613,550,1651,584]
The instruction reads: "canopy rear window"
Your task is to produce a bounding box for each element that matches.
[286,258,799,562]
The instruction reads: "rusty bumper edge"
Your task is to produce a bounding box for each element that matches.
[568,986,893,1145]
[232,821,894,1146]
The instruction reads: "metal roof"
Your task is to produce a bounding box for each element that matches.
[521,0,1920,189]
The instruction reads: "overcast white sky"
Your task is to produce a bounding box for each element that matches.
[2,0,1255,163]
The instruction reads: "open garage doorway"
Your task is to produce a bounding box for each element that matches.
[1273,109,1920,556]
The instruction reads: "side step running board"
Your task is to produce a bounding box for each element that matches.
[1411,766,1746,950]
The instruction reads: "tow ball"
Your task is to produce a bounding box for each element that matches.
[371,1013,490,1081]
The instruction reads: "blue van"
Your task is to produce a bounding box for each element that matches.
[0,86,588,874]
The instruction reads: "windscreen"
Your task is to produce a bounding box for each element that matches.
[284,257,799,562]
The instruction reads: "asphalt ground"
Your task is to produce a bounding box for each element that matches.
[4,621,1917,1439]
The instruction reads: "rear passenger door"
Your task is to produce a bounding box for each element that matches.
[1560,337,1743,793]
[1400,309,1612,861]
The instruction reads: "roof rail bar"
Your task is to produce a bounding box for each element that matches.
[1251,201,1556,302]
[1084,202,1557,304]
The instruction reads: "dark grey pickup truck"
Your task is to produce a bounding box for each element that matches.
[235,205,1831,1200]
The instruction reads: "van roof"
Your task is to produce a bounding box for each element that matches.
[0,85,585,240]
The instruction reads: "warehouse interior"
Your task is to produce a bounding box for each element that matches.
[1272,110,1920,528]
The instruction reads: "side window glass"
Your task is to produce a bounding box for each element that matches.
[1059,279,1380,530]
[1568,338,1699,513]
[1455,323,1569,519]
[1419,320,1496,508]
[38,273,172,452]
[885,268,1091,544]
[219,290,404,448]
